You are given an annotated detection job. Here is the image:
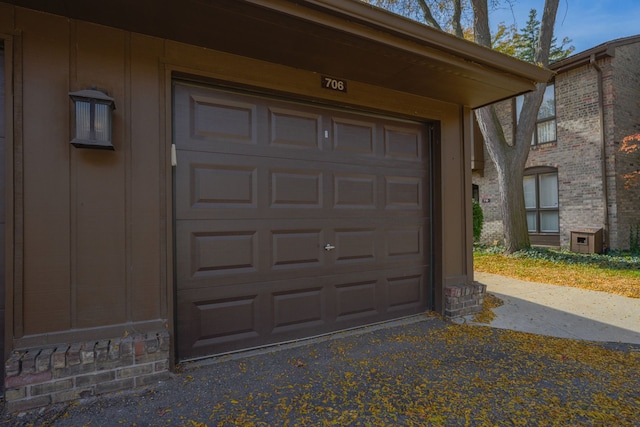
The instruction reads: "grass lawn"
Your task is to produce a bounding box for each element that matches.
[474,248,640,299]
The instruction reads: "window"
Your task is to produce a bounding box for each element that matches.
[524,168,559,237]
[472,184,479,203]
[516,83,556,145]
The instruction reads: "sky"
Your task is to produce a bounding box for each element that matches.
[489,0,640,53]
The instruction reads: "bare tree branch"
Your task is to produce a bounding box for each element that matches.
[453,0,464,38]
[535,0,559,66]
[416,0,442,30]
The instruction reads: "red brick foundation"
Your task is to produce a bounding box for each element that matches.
[444,282,487,317]
[4,331,170,413]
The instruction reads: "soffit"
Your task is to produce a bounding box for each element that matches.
[6,0,553,108]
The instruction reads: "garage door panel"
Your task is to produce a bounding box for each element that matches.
[189,230,259,278]
[272,287,326,332]
[178,294,262,358]
[385,176,423,209]
[177,218,427,291]
[333,173,377,209]
[178,277,330,357]
[192,163,258,209]
[384,125,424,161]
[176,221,264,286]
[177,220,332,288]
[177,150,426,220]
[176,152,261,217]
[190,94,259,145]
[269,107,323,150]
[335,280,380,321]
[271,228,325,270]
[334,228,376,264]
[193,295,259,341]
[175,83,432,359]
[178,267,428,358]
[386,226,424,261]
[332,117,376,155]
[176,85,428,170]
[388,274,424,310]
[271,169,323,208]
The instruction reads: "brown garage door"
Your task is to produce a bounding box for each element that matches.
[174,82,432,360]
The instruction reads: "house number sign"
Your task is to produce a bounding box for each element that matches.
[321,76,347,93]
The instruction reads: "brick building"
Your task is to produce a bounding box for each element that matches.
[473,35,640,252]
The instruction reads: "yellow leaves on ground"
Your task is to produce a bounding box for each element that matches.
[472,292,504,324]
[204,322,639,427]
[474,253,640,298]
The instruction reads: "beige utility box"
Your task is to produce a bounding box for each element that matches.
[570,228,603,254]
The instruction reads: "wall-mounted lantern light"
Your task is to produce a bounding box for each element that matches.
[69,87,116,150]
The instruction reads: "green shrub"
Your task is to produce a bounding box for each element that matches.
[472,200,483,242]
[630,223,640,255]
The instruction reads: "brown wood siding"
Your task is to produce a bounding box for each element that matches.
[441,106,469,288]
[1,42,6,383]
[1,6,477,355]
[72,21,127,328]
[128,33,165,322]
[7,10,169,345]
[20,9,72,334]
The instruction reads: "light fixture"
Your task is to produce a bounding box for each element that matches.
[69,87,116,150]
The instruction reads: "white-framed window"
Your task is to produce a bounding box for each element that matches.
[523,167,559,234]
[516,83,556,145]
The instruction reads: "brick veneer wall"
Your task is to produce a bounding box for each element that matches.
[611,43,640,249]
[3,331,170,413]
[553,61,606,249]
[473,40,640,251]
[444,283,487,318]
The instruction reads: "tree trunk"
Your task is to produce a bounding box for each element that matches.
[475,105,531,253]
[476,106,530,253]
[471,0,559,253]
[497,164,530,253]
[470,0,490,47]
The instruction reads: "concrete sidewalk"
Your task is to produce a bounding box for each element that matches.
[466,271,640,345]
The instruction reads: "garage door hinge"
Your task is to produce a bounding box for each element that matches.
[171,144,177,167]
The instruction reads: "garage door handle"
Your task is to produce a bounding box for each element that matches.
[324,244,336,251]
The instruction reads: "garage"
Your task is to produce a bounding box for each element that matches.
[0,0,555,409]
[174,82,432,359]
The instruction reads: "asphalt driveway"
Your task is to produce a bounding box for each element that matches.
[2,312,639,427]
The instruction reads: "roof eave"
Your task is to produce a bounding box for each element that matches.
[271,0,553,85]
[551,34,640,73]
[4,0,553,107]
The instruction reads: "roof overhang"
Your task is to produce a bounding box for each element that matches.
[550,34,640,73]
[5,0,553,108]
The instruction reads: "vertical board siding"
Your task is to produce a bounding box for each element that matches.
[19,9,72,335]
[1,39,6,382]
[440,104,468,284]
[73,21,127,327]
[129,33,164,321]
[12,9,167,338]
